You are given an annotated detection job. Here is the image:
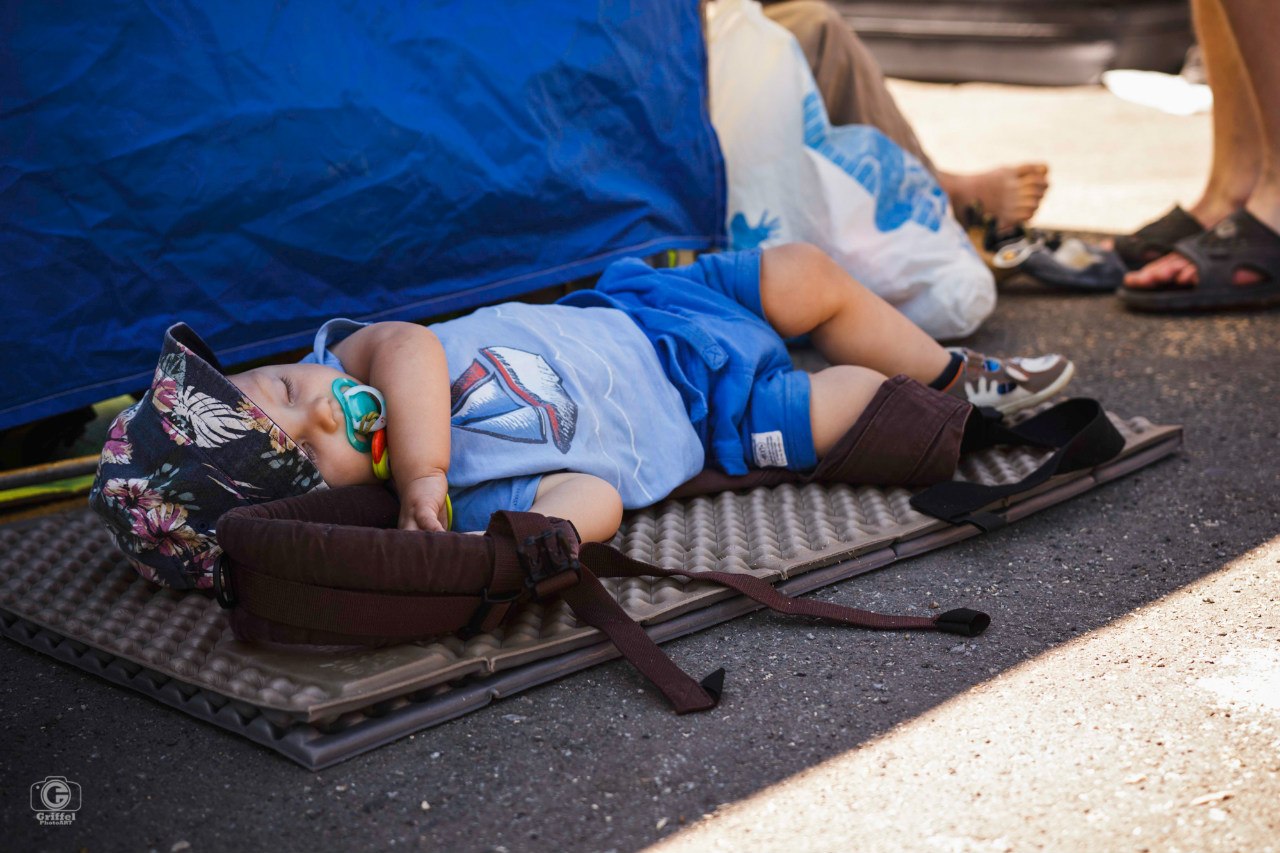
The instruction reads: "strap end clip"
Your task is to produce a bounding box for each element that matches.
[934,608,990,637]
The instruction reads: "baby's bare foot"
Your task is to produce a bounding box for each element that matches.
[943,163,1050,228]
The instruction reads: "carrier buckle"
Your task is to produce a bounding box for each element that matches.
[213,556,236,609]
[460,585,522,638]
[520,527,581,598]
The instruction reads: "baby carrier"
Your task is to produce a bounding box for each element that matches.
[215,376,1124,713]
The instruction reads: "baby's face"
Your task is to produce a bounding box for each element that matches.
[229,363,379,488]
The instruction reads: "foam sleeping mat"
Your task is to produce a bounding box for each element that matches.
[0,410,1180,769]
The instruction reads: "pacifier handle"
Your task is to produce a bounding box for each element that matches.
[340,384,388,433]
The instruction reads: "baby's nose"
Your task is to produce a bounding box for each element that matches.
[315,395,342,432]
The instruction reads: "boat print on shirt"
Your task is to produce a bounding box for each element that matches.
[449,346,579,453]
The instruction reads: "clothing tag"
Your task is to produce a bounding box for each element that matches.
[751,430,788,468]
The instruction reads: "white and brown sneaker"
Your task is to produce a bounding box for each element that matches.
[944,348,1075,414]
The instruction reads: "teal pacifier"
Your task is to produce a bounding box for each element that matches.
[331,378,387,453]
[328,378,452,529]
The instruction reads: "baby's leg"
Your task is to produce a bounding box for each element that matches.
[757,244,1075,418]
[808,364,889,455]
[759,243,951,381]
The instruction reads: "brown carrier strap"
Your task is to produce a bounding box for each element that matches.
[217,486,505,643]
[559,564,723,714]
[668,378,1125,539]
[230,568,486,640]
[579,542,986,635]
[669,374,971,498]
[217,492,578,643]
[218,485,988,713]
[560,542,986,713]
[216,383,1121,709]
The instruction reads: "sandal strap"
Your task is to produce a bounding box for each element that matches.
[1129,205,1203,244]
[1173,208,1280,292]
[1115,205,1204,267]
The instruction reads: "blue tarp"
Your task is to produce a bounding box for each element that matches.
[0,1,725,430]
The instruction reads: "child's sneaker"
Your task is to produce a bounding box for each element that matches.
[945,348,1075,414]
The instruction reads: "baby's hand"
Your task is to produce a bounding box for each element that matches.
[397,472,450,532]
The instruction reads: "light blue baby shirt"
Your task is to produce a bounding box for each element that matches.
[303,304,705,531]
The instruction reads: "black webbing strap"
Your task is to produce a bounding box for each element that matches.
[910,398,1125,526]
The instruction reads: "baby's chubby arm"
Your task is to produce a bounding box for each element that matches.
[532,473,623,543]
[331,322,451,531]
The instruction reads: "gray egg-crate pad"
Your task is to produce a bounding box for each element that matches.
[0,412,1180,769]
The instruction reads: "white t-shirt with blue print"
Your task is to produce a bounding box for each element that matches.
[302,305,705,531]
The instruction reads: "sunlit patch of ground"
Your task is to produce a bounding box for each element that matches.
[646,537,1280,853]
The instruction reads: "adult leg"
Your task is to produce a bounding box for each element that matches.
[764,1,1047,227]
[1125,0,1273,289]
[763,0,935,168]
[1195,0,1265,217]
[1220,0,1280,231]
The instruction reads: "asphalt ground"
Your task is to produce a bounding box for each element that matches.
[2,83,1278,852]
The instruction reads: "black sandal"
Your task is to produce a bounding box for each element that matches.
[1114,205,1205,270]
[1119,209,1280,312]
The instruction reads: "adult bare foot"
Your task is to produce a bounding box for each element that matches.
[941,163,1050,228]
[1123,203,1275,290]
[1122,251,1200,289]
[1123,250,1264,288]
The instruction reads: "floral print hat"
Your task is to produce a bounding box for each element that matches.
[89,323,324,590]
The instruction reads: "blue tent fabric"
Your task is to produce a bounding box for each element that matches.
[0,1,725,431]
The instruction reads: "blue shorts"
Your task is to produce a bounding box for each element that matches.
[559,250,816,476]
